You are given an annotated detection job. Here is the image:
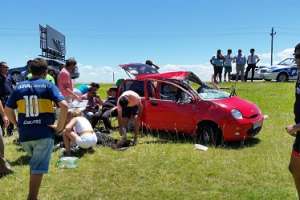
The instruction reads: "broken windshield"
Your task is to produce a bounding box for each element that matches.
[198,88,230,100]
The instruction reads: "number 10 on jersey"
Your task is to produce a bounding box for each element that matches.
[24,95,39,117]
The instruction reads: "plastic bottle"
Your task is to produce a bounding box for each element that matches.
[56,157,78,169]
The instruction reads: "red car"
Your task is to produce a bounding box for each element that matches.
[118,63,264,145]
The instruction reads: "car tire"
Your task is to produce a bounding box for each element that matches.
[276,73,288,82]
[197,124,223,147]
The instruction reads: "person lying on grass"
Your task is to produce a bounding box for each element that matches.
[62,109,97,156]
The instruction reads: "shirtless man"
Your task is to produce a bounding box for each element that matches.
[117,90,143,145]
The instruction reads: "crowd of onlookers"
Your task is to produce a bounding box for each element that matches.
[210,48,260,83]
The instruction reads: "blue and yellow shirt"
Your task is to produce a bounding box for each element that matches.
[6,78,64,142]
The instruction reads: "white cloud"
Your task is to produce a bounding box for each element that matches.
[76,64,128,84]
[161,63,213,81]
[76,48,294,83]
[258,48,294,66]
[277,48,294,60]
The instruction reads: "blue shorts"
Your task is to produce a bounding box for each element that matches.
[21,138,54,174]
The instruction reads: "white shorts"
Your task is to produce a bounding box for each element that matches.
[75,134,97,149]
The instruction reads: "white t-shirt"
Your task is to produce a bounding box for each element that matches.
[247,54,260,64]
[74,116,93,134]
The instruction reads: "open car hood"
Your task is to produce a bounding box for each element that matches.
[119,63,159,77]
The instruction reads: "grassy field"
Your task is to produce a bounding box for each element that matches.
[0,82,298,200]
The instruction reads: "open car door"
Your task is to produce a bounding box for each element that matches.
[119,63,159,78]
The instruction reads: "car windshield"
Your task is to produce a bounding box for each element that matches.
[198,88,230,99]
[278,58,295,66]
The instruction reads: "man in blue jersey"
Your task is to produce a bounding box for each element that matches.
[5,58,68,200]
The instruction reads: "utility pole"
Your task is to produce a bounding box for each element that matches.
[270,27,276,66]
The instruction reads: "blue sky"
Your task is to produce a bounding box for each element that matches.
[0,0,300,82]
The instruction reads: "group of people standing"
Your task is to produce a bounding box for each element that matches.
[210,48,260,83]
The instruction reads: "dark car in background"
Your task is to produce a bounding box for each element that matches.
[8,57,79,83]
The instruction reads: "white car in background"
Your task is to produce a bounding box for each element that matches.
[263,58,297,82]
[231,65,269,80]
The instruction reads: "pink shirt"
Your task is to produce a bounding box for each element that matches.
[57,68,73,97]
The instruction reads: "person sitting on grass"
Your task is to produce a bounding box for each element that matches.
[63,109,97,156]
[82,87,103,128]
[117,90,143,146]
[100,87,118,132]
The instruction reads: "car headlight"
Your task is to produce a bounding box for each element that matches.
[231,109,243,120]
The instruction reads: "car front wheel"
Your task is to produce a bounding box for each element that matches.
[276,73,288,82]
[197,124,223,147]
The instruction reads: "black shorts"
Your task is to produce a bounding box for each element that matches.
[122,106,139,118]
[213,66,223,75]
[293,134,300,154]
[216,66,223,74]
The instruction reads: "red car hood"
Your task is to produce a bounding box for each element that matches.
[211,96,261,118]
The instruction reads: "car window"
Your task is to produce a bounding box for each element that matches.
[278,58,295,66]
[119,80,145,97]
[159,82,190,102]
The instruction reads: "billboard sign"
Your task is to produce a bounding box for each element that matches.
[40,24,66,60]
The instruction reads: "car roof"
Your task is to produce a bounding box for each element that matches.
[136,71,202,84]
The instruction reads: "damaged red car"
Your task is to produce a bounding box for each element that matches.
[118,63,264,145]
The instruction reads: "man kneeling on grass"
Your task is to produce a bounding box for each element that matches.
[62,109,97,156]
[117,90,143,146]
[5,58,68,200]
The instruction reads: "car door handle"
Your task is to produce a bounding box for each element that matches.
[150,100,158,106]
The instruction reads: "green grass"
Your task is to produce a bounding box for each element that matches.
[0,82,298,199]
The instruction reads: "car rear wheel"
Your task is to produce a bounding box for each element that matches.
[276,73,288,82]
[197,124,223,147]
